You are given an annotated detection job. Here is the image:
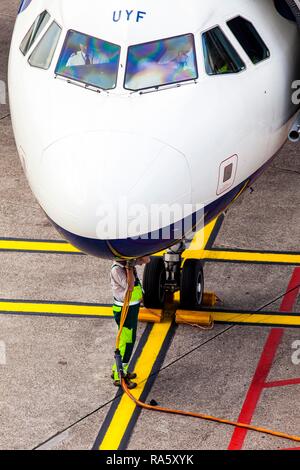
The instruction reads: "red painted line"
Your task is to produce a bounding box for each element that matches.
[264,378,300,388]
[228,329,283,449]
[228,268,300,450]
[280,447,300,451]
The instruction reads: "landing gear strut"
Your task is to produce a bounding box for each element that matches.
[142,241,204,310]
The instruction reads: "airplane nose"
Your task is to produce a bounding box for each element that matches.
[38,131,192,240]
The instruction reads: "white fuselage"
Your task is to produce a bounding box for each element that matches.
[8,0,300,258]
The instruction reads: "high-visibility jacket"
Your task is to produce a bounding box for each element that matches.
[112,265,143,307]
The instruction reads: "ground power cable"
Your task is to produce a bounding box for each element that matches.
[118,274,300,445]
[32,279,300,449]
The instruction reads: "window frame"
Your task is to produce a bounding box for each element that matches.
[54,29,121,91]
[124,33,199,92]
[226,16,271,65]
[18,0,33,14]
[28,20,62,71]
[201,25,246,77]
[19,10,51,56]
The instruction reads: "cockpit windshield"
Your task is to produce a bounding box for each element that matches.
[55,30,121,90]
[124,34,198,91]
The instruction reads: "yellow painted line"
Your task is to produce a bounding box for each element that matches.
[203,250,300,265]
[99,320,173,450]
[0,216,217,258]
[183,218,218,260]
[0,219,219,257]
[0,301,112,317]
[154,218,219,259]
[0,239,80,253]
[98,218,220,450]
[1,238,299,266]
[212,311,300,327]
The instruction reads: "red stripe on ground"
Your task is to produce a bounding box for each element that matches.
[228,268,300,450]
[264,378,300,388]
[280,447,300,451]
[227,329,283,450]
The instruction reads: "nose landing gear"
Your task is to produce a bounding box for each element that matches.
[142,242,204,310]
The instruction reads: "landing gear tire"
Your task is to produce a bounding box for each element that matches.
[180,259,204,310]
[143,257,166,309]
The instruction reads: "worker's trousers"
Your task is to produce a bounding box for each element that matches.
[112,303,140,380]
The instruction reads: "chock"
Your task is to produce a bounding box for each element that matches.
[174,291,218,307]
[176,310,213,327]
[139,308,163,323]
[202,292,218,307]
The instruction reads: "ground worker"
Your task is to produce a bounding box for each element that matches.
[110,257,150,389]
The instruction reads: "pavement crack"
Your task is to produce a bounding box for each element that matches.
[275,167,300,177]
[32,393,123,450]
[258,282,300,311]
[0,114,10,121]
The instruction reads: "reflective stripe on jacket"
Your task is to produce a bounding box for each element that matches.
[111,264,143,306]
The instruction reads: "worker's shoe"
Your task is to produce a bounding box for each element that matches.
[113,376,137,390]
[126,371,137,380]
[111,371,137,380]
[111,363,137,380]
[111,372,137,380]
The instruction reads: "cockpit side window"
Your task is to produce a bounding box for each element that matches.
[227,16,270,64]
[28,21,62,70]
[20,10,50,55]
[18,0,33,14]
[202,27,246,75]
[55,30,121,91]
